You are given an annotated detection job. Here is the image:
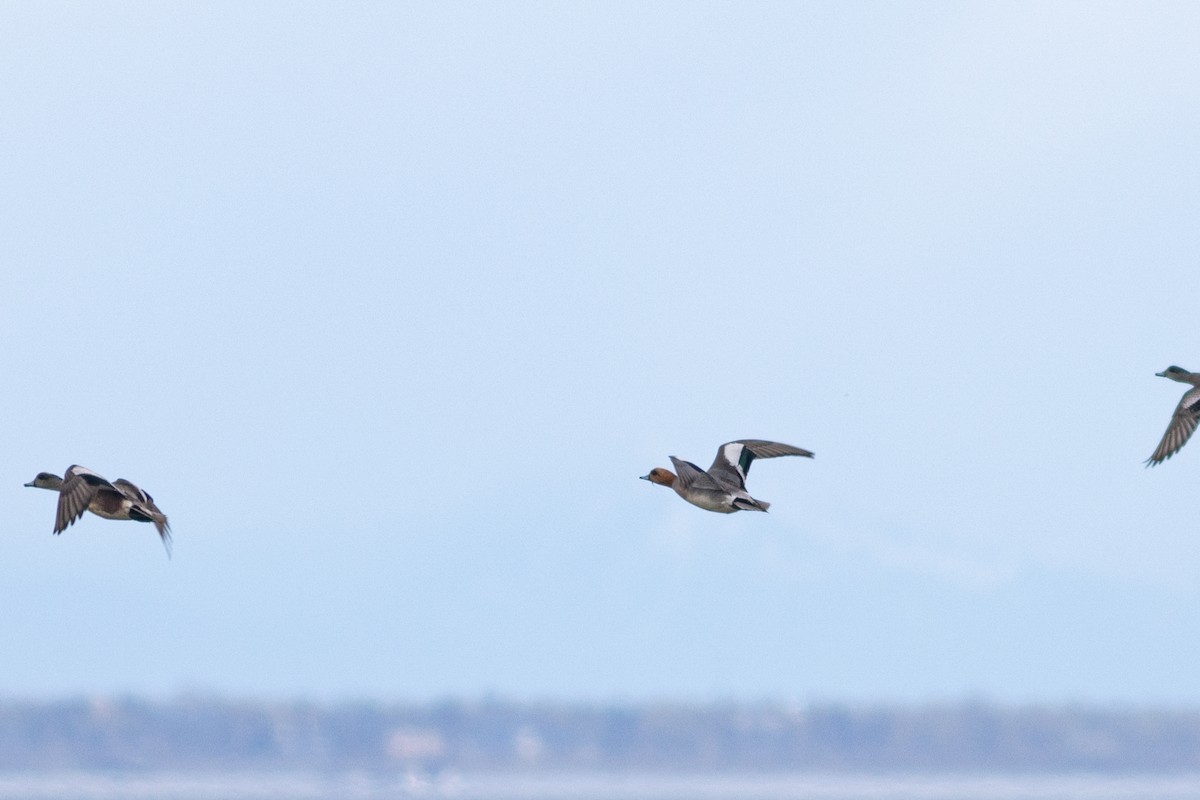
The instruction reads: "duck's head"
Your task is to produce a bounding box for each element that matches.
[640,467,676,487]
[24,472,62,491]
[1157,365,1193,381]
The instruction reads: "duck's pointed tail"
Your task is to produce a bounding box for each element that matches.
[733,497,770,512]
[154,516,172,559]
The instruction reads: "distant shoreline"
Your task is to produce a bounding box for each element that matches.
[4,769,1200,800]
[3,698,1200,775]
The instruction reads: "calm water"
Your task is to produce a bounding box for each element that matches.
[2,772,1200,800]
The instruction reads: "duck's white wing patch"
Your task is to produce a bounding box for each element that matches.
[707,442,749,491]
[64,465,109,483]
[719,442,746,473]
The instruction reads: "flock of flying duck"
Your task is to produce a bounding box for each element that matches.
[23,367,1200,556]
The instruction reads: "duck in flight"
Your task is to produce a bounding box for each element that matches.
[24,465,172,555]
[641,439,813,513]
[1146,366,1200,466]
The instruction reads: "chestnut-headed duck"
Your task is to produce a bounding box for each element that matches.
[1147,366,1200,466]
[25,465,172,555]
[641,439,813,513]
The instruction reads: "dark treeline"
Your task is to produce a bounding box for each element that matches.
[2,698,1199,773]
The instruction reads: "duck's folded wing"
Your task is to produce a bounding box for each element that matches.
[1147,392,1200,466]
[113,479,173,555]
[112,478,155,507]
[707,440,814,490]
[55,465,113,534]
[668,457,726,492]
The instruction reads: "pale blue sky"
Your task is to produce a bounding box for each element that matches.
[2,2,1200,704]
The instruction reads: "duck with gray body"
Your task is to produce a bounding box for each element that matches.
[1146,366,1200,466]
[641,439,813,513]
[24,465,172,556]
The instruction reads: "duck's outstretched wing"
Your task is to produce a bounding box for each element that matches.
[707,439,814,491]
[55,465,113,534]
[113,478,173,556]
[668,456,726,492]
[1146,388,1200,466]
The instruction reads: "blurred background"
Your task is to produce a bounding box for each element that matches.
[2,1,1199,717]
